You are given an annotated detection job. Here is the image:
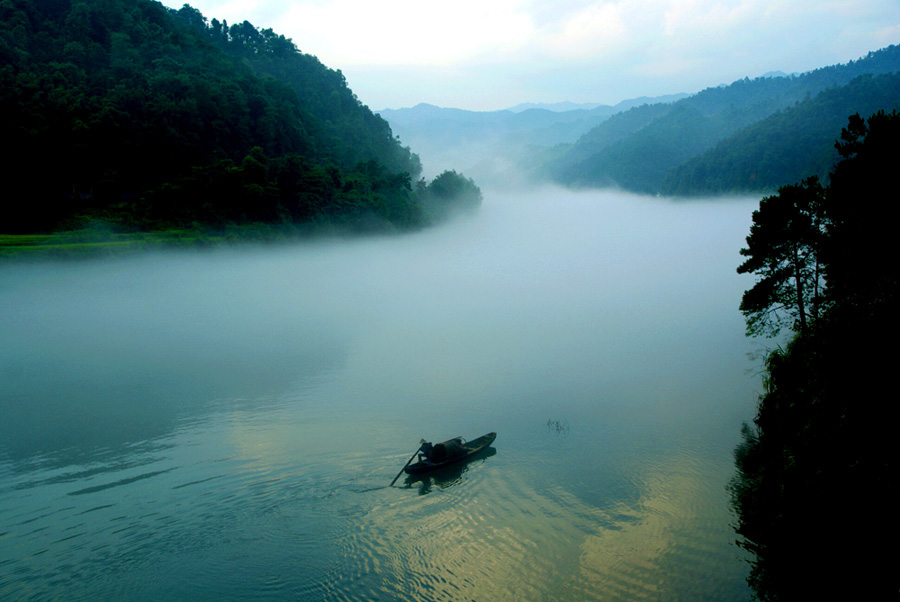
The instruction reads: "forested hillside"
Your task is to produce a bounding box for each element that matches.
[0,0,476,237]
[662,72,900,195]
[546,45,900,194]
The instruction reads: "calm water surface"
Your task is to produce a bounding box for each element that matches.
[1,188,762,600]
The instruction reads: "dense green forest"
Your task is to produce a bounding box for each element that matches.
[0,0,479,242]
[544,45,900,195]
[730,111,899,600]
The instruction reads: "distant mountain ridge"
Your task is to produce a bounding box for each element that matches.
[506,101,605,113]
[504,94,689,113]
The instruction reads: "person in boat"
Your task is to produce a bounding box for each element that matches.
[422,437,467,463]
[418,439,433,462]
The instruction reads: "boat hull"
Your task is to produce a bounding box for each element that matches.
[404,432,496,475]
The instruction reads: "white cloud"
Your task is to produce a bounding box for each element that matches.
[278,0,535,66]
[539,3,628,59]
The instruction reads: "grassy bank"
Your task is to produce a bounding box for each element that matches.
[0,216,422,260]
[0,229,228,259]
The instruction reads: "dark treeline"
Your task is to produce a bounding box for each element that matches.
[0,0,479,236]
[731,111,899,600]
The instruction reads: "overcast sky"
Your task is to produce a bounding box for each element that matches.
[160,0,900,111]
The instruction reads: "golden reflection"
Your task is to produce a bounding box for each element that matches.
[575,451,718,598]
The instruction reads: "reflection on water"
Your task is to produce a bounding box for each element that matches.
[0,188,760,600]
[576,450,735,599]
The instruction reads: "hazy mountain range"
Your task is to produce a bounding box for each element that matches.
[377,94,689,183]
[380,46,900,195]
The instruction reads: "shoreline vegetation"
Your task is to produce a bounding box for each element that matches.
[730,111,899,600]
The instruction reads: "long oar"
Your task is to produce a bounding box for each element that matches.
[390,444,422,487]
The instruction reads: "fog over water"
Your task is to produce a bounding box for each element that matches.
[1,187,763,600]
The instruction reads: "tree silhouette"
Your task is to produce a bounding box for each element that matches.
[737,176,827,337]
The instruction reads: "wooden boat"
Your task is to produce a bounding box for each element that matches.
[404,432,496,475]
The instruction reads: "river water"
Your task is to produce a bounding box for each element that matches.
[1,188,762,600]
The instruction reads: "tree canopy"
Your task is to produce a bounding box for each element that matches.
[416,170,483,222]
